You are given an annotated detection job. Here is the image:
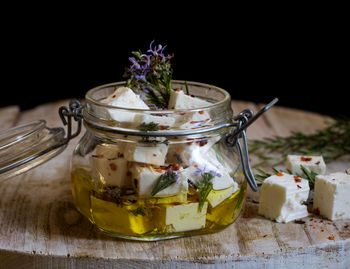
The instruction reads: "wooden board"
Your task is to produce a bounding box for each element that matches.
[0,100,349,269]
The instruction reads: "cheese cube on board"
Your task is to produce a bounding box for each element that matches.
[124,143,168,166]
[90,144,129,187]
[163,202,208,232]
[168,90,211,109]
[286,155,326,175]
[129,164,188,197]
[99,87,149,122]
[258,173,310,223]
[313,172,350,220]
[182,164,234,191]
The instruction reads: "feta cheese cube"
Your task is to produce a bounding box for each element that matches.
[130,164,188,197]
[313,172,350,220]
[100,87,149,122]
[166,135,220,167]
[258,173,310,223]
[207,184,238,208]
[173,110,211,129]
[90,144,129,186]
[124,142,168,166]
[134,113,175,128]
[163,202,208,232]
[183,164,234,191]
[286,155,326,175]
[168,90,211,109]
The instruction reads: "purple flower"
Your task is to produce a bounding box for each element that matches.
[128,57,140,69]
[193,165,207,177]
[147,40,163,56]
[209,169,222,178]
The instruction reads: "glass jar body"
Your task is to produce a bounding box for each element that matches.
[70,81,247,241]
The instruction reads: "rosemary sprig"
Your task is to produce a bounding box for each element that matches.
[150,171,178,197]
[299,165,317,190]
[123,41,174,108]
[249,117,350,165]
[138,122,159,132]
[129,206,146,216]
[254,165,318,190]
[197,172,214,211]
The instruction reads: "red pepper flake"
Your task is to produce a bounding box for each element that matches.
[276,172,284,176]
[172,202,182,205]
[315,161,320,165]
[109,163,117,171]
[194,164,198,168]
[313,208,320,216]
[172,164,181,171]
[159,125,169,129]
[328,236,335,240]
[297,185,302,189]
[301,156,312,162]
[175,89,181,92]
[243,214,249,218]
[160,166,167,170]
[155,168,163,173]
[198,110,204,114]
[153,153,157,157]
[294,176,302,183]
[190,120,207,124]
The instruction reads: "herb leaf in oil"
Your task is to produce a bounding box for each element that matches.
[197,172,214,211]
[150,171,178,197]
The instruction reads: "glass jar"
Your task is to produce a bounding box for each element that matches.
[70,80,263,241]
[0,80,276,241]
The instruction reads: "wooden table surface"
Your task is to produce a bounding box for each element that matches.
[0,100,349,269]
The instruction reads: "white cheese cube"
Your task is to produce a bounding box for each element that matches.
[90,144,129,186]
[164,202,208,232]
[124,142,168,166]
[207,184,238,208]
[313,172,350,220]
[130,164,188,197]
[182,164,234,190]
[168,89,211,109]
[286,155,326,175]
[134,113,175,128]
[100,87,149,122]
[173,110,211,129]
[166,135,220,167]
[258,173,309,223]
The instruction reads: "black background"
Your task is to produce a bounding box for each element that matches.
[1,7,348,118]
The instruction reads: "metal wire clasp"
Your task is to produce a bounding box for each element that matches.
[58,100,83,146]
[226,98,279,192]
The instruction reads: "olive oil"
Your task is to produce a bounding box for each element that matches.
[71,167,246,240]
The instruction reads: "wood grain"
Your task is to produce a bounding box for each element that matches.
[0,100,349,269]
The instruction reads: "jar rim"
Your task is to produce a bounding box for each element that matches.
[85,80,231,113]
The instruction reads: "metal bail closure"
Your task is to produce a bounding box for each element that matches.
[0,100,83,183]
[226,98,279,192]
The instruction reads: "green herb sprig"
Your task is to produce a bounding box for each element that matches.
[150,171,178,197]
[197,172,214,211]
[249,117,350,165]
[139,122,160,132]
[129,206,146,216]
[123,41,174,108]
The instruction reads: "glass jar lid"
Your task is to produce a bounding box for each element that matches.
[0,120,67,182]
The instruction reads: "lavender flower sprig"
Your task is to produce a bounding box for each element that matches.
[123,41,174,108]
